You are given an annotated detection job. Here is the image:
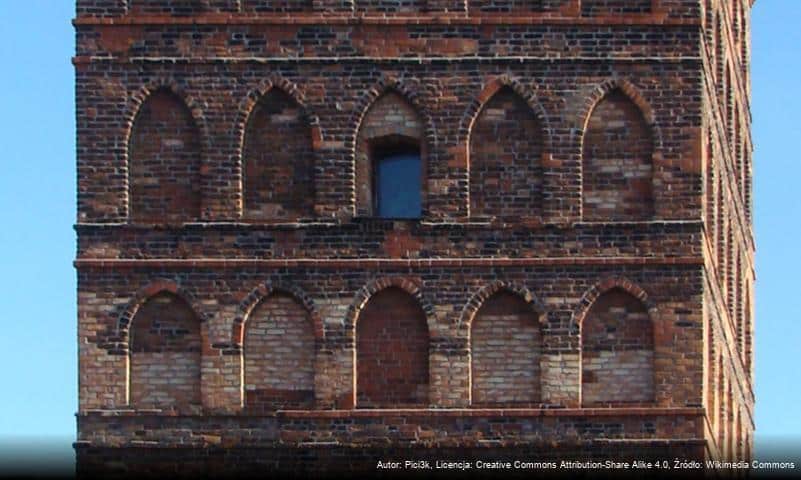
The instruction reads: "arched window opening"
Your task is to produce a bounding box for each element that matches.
[355,92,424,219]
[471,291,542,406]
[355,287,429,408]
[129,292,201,409]
[243,292,315,411]
[129,88,202,223]
[581,288,654,406]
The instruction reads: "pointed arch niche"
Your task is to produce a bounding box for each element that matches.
[242,291,316,411]
[355,91,425,219]
[580,288,655,406]
[582,88,655,221]
[470,290,543,406]
[242,88,314,221]
[128,88,202,222]
[355,287,429,408]
[129,291,202,409]
[469,86,544,221]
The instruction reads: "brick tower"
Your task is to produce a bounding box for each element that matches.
[74,0,754,475]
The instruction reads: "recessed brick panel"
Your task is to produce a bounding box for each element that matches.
[471,292,542,406]
[469,87,543,221]
[582,90,654,221]
[356,287,429,408]
[129,292,201,409]
[581,289,654,406]
[243,293,315,411]
[243,89,314,220]
[129,89,202,223]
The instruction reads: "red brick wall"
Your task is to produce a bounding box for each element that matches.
[129,292,201,409]
[582,90,654,221]
[243,89,314,220]
[469,87,543,221]
[356,287,429,408]
[243,292,315,411]
[471,291,542,406]
[581,289,654,406]
[129,89,202,223]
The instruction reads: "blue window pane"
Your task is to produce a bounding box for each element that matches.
[376,153,421,218]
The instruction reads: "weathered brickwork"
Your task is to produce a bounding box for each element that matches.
[242,88,314,220]
[580,289,654,406]
[582,89,654,221]
[470,291,542,406]
[243,292,316,410]
[74,0,755,475]
[581,0,651,16]
[129,292,202,410]
[356,287,429,408]
[128,88,202,222]
[469,86,543,221]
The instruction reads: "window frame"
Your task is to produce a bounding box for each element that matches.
[367,134,424,220]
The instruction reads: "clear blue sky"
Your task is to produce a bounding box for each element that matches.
[0,0,798,465]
